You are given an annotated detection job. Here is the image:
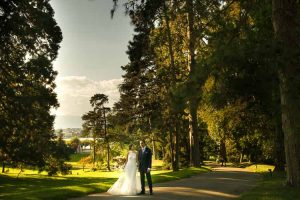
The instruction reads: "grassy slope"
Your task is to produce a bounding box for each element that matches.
[238,165,300,200]
[0,156,210,200]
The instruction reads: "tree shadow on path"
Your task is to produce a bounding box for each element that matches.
[70,167,258,200]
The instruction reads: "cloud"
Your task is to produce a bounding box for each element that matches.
[52,76,122,116]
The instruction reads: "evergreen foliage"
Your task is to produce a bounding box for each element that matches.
[112,0,300,186]
[0,0,71,175]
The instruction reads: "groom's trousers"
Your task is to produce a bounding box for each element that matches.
[140,171,153,192]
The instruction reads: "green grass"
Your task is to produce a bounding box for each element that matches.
[245,164,275,173]
[152,167,210,183]
[239,172,300,200]
[69,152,90,162]
[238,164,300,200]
[0,171,116,200]
[0,156,210,200]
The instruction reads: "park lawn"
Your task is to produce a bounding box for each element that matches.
[0,170,118,200]
[239,172,300,200]
[0,158,210,200]
[238,164,300,200]
[245,164,275,173]
[69,152,90,162]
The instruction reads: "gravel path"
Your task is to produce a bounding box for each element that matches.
[70,166,258,200]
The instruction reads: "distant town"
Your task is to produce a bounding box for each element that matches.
[54,128,93,153]
[54,128,83,139]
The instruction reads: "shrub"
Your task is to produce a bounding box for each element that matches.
[79,156,93,171]
[43,157,72,176]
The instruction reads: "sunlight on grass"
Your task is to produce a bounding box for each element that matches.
[4,168,48,176]
[152,159,163,166]
[0,156,210,200]
[246,164,275,173]
[239,172,300,200]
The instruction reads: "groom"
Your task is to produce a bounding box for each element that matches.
[138,139,153,195]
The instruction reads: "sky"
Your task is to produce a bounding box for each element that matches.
[49,0,134,129]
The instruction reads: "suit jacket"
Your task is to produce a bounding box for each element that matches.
[138,146,152,173]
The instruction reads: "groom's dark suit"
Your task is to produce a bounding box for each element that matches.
[138,146,153,194]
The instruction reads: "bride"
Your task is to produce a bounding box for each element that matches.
[107,144,141,195]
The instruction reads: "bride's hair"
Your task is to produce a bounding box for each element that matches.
[129,144,133,150]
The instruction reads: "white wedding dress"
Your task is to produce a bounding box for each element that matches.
[107,151,142,195]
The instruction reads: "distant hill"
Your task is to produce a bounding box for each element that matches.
[54,115,82,129]
[54,128,83,138]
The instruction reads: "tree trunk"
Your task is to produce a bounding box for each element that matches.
[104,108,111,171]
[220,138,227,167]
[189,99,201,167]
[169,127,175,170]
[107,142,111,171]
[272,79,285,172]
[183,133,190,167]
[274,109,285,171]
[2,162,5,173]
[189,122,193,166]
[163,1,179,171]
[239,151,244,163]
[93,137,96,166]
[149,118,157,160]
[152,134,156,160]
[186,0,201,167]
[278,74,300,186]
[174,116,180,171]
[272,0,300,186]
